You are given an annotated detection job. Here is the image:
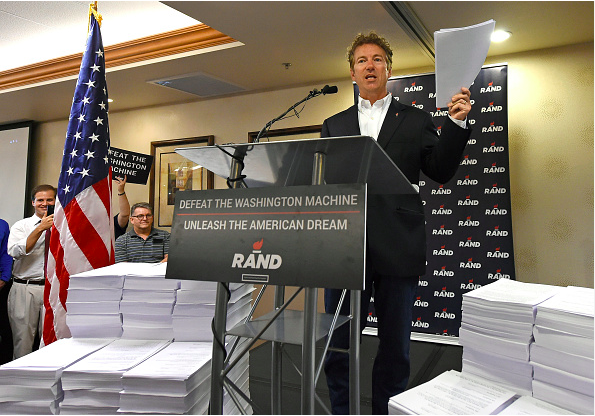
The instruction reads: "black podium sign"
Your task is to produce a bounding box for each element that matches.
[166,183,366,290]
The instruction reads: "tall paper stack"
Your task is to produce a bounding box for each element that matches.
[66,263,127,338]
[459,279,562,394]
[119,342,213,414]
[172,281,254,342]
[120,263,180,340]
[530,286,594,414]
[65,263,256,343]
[120,340,252,415]
[0,338,112,415]
[60,339,169,414]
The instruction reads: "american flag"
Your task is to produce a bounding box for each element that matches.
[43,11,115,345]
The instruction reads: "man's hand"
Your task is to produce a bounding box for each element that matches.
[115,175,131,227]
[160,254,168,263]
[447,87,472,120]
[0,281,5,291]
[25,210,54,253]
[115,175,127,194]
[39,211,54,232]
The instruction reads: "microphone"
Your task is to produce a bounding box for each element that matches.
[321,85,338,95]
[255,85,339,142]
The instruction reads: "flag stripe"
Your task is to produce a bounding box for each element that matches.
[90,177,112,252]
[95,169,112,213]
[46,224,71,339]
[70,184,111,267]
[53,200,93,274]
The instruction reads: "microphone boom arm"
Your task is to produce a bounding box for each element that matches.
[254,85,336,142]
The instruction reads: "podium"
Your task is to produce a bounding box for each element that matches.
[168,136,416,414]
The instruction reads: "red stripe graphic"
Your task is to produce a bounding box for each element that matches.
[177,210,361,217]
[64,198,110,269]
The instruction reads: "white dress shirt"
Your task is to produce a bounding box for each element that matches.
[357,94,393,141]
[7,214,46,281]
[357,93,467,141]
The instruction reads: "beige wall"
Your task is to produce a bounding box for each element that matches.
[495,42,593,288]
[30,41,594,291]
[32,79,355,211]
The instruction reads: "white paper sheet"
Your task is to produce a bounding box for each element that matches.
[0,338,112,373]
[463,279,563,308]
[123,342,212,381]
[535,286,594,337]
[498,395,576,415]
[63,339,169,374]
[434,20,495,107]
[388,370,516,415]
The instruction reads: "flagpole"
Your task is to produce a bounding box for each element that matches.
[88,1,102,32]
[44,0,114,346]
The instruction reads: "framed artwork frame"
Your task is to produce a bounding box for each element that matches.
[149,136,215,227]
[248,124,322,143]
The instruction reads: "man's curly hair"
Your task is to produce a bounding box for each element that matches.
[347,31,393,70]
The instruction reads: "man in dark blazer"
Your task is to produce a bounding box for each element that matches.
[323,32,472,414]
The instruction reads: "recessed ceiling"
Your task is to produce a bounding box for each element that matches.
[0,1,199,71]
[0,1,592,126]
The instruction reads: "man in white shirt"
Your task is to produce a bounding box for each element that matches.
[7,184,56,358]
[321,32,472,414]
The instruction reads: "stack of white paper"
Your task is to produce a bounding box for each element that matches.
[388,370,516,415]
[459,279,562,394]
[60,339,169,414]
[0,338,112,415]
[120,342,213,414]
[120,263,180,340]
[388,370,577,415]
[530,286,594,414]
[120,339,252,415]
[65,262,255,345]
[172,281,254,342]
[66,263,127,338]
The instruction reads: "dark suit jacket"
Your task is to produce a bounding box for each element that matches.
[321,98,471,277]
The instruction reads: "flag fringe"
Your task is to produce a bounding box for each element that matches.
[88,1,102,32]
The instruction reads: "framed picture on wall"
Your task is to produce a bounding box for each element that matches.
[248,124,322,143]
[149,136,214,227]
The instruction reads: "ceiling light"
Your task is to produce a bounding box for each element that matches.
[491,30,512,42]
[108,98,114,103]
